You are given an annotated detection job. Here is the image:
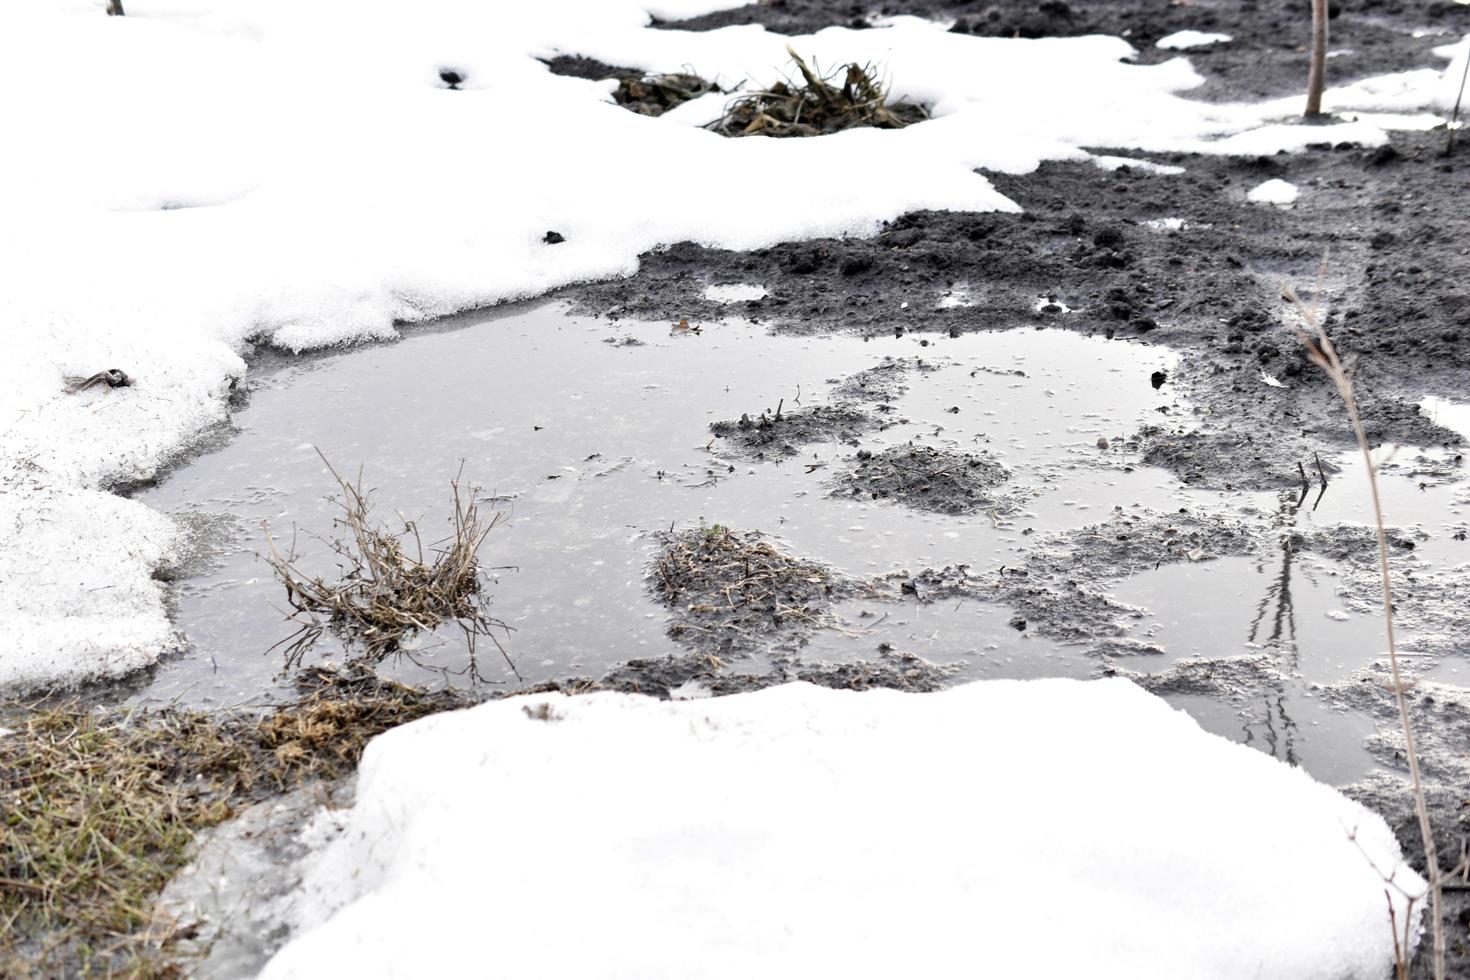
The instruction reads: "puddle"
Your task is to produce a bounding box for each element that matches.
[129,300,1467,786]
[1108,555,1386,784]
[135,302,1190,704]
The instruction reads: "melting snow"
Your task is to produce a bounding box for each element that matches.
[257,681,1422,979]
[1248,179,1300,206]
[703,282,769,303]
[1156,31,1233,51]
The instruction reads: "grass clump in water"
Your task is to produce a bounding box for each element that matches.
[264,451,517,682]
[0,667,469,977]
[708,46,927,138]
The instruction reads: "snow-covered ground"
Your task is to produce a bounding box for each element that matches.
[254,680,1421,978]
[2,1,1463,691]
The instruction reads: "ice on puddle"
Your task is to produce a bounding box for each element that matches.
[258,680,1422,979]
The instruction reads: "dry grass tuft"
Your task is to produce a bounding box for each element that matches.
[0,667,468,977]
[613,72,721,116]
[264,451,517,682]
[708,45,926,138]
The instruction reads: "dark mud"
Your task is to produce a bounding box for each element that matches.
[709,402,878,459]
[832,443,1012,514]
[828,355,940,402]
[564,646,958,698]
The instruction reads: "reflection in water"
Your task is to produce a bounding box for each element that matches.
[1239,479,1331,768]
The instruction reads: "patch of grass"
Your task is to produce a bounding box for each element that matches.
[263,451,517,682]
[708,46,926,138]
[0,667,469,977]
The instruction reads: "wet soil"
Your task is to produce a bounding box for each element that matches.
[833,443,1012,514]
[709,402,878,459]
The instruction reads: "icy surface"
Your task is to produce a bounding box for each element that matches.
[259,680,1420,979]
[0,0,1461,688]
[1248,178,1301,206]
[1156,30,1233,50]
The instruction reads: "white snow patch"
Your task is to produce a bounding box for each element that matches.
[1420,395,1470,441]
[1248,179,1300,206]
[1089,154,1186,175]
[259,680,1421,979]
[1156,30,1232,51]
[1434,35,1470,113]
[667,678,713,699]
[703,283,769,303]
[1,0,1464,689]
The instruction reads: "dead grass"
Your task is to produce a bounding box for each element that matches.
[1284,270,1445,980]
[708,46,926,138]
[0,667,469,978]
[653,524,847,652]
[264,451,517,683]
[613,72,721,116]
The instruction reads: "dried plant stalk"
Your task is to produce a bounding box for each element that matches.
[1282,277,1443,979]
[1305,0,1328,116]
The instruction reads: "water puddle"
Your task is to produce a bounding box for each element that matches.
[1108,555,1386,784]
[129,301,1467,786]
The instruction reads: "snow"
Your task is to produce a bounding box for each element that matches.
[1435,34,1470,113]
[1156,30,1233,51]
[1420,395,1470,441]
[258,680,1421,979]
[0,0,1464,689]
[703,283,769,303]
[1248,178,1301,206]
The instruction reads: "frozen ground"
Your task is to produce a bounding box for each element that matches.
[1,0,1463,691]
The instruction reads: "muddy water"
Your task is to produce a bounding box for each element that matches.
[133,300,1466,785]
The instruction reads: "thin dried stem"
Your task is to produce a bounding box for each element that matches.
[1283,276,1444,979]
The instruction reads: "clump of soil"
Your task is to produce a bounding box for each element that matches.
[834,443,1011,515]
[651,525,851,655]
[829,355,939,402]
[710,401,875,459]
[613,72,721,116]
[708,47,926,138]
[0,667,471,978]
